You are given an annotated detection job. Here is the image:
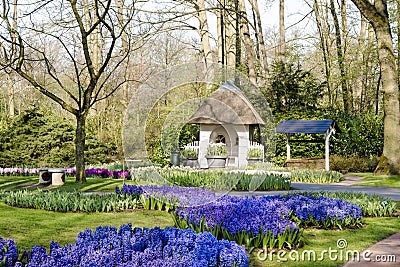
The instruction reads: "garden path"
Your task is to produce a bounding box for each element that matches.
[341,232,400,267]
[227,176,400,201]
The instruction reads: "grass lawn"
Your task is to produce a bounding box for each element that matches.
[349,172,400,188]
[0,202,173,252]
[0,175,137,192]
[1,175,400,267]
[0,204,399,267]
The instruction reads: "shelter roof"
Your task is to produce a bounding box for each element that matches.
[188,81,265,125]
[275,120,340,134]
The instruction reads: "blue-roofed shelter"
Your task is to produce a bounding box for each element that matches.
[275,120,340,170]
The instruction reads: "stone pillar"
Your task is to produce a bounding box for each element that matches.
[199,125,213,168]
[236,125,249,167]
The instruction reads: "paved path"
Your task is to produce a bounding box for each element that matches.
[228,176,400,266]
[227,176,400,201]
[341,232,400,267]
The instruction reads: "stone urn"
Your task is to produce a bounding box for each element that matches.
[206,155,227,168]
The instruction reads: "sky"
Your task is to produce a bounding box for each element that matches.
[204,0,318,49]
[263,0,314,30]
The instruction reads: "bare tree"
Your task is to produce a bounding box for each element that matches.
[0,0,137,182]
[313,0,332,105]
[351,0,400,175]
[239,0,256,84]
[217,0,236,67]
[279,0,285,62]
[4,0,18,117]
[354,6,367,111]
[194,0,214,64]
[330,0,353,114]
[248,0,269,76]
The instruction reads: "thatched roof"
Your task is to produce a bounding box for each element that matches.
[188,81,265,125]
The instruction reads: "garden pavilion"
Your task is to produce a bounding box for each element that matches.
[187,81,265,168]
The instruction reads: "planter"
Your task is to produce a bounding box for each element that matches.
[39,168,51,184]
[49,168,66,186]
[247,158,263,165]
[170,152,180,167]
[206,156,227,168]
[182,158,199,168]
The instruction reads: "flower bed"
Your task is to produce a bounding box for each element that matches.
[68,167,130,179]
[0,167,39,176]
[1,190,138,212]
[282,194,363,229]
[0,236,18,266]
[294,191,397,217]
[116,184,219,211]
[224,170,291,191]
[1,165,344,185]
[174,195,301,249]
[284,169,343,183]
[174,194,362,249]
[1,225,248,267]
[0,167,130,179]
[130,166,291,191]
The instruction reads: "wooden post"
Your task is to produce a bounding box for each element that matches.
[286,134,291,160]
[325,128,334,171]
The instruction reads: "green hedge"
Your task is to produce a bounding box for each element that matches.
[274,111,383,167]
[330,154,379,173]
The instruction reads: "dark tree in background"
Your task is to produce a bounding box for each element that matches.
[0,108,116,167]
[268,61,325,114]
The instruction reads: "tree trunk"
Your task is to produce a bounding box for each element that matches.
[397,0,400,86]
[234,0,241,70]
[7,76,15,117]
[324,0,338,105]
[363,17,375,112]
[314,0,332,106]
[356,12,367,112]
[225,1,236,67]
[195,0,214,64]
[330,0,353,114]
[7,0,18,117]
[350,0,400,174]
[116,0,130,108]
[240,0,256,84]
[217,2,224,65]
[375,27,400,174]
[248,0,269,77]
[341,0,348,54]
[279,0,286,62]
[75,114,87,183]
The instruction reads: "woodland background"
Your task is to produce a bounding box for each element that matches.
[0,0,397,175]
